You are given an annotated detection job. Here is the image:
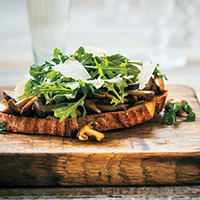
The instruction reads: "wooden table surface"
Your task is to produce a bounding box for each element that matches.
[0,0,200,199]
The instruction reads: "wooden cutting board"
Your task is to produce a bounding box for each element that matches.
[0,85,199,187]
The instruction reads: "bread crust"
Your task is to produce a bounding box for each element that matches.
[0,91,167,137]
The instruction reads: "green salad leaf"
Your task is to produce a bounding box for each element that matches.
[29,62,53,84]
[72,47,94,66]
[53,94,87,122]
[52,48,68,64]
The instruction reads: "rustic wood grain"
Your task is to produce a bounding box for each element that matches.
[0,85,199,187]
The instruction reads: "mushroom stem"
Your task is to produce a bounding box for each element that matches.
[77,122,104,142]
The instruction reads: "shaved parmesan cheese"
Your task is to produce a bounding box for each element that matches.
[53,58,91,81]
[137,62,157,90]
[14,76,30,101]
[84,46,107,57]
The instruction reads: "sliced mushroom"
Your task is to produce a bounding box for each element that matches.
[16,97,34,108]
[33,97,59,117]
[42,104,60,113]
[8,99,21,116]
[84,99,101,114]
[125,82,140,90]
[151,78,157,92]
[96,103,130,112]
[124,95,138,104]
[77,122,104,142]
[126,90,155,101]
[154,76,164,92]
[87,90,115,100]
[21,96,38,116]
[87,92,106,99]
[132,96,138,102]
[96,98,111,105]
[133,100,145,106]
[33,97,48,118]
[105,92,116,100]
[143,77,153,90]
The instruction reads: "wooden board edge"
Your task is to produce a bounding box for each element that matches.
[0,152,199,187]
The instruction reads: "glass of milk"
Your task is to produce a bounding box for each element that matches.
[26,0,71,64]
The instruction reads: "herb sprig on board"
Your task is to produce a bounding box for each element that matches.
[162,100,195,125]
[0,122,6,133]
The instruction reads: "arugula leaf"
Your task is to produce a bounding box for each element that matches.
[61,77,76,83]
[153,65,168,80]
[103,82,124,105]
[78,80,94,94]
[37,82,71,102]
[0,122,6,133]
[97,55,128,78]
[29,62,53,84]
[72,47,94,66]
[94,58,104,78]
[71,48,140,81]
[45,69,62,83]
[162,100,195,125]
[52,48,68,64]
[53,88,79,103]
[21,62,56,99]
[106,54,141,81]
[53,94,87,122]
[105,76,128,103]
[20,79,39,99]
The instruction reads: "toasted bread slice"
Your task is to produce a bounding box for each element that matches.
[0,91,167,137]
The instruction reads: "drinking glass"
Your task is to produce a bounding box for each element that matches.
[26,0,71,64]
[140,0,187,69]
